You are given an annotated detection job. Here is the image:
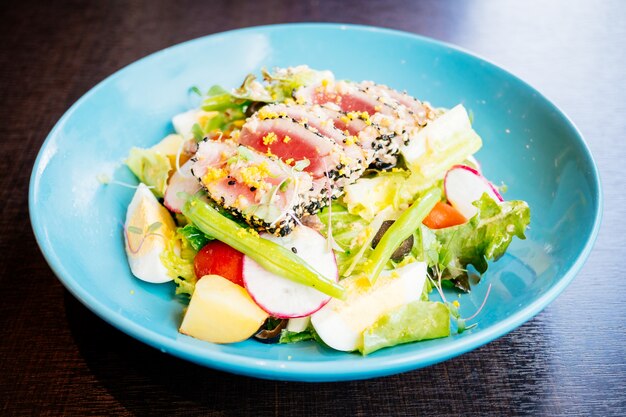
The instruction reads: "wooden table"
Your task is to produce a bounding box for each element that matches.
[2,0,624,415]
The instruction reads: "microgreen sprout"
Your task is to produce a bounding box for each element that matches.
[188,86,203,97]
[124,221,164,254]
[427,264,493,334]
[191,123,204,142]
[98,174,155,190]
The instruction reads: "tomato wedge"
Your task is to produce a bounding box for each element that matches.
[194,241,244,286]
[422,201,467,229]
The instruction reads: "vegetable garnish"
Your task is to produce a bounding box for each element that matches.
[182,195,346,300]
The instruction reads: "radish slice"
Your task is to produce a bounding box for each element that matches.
[164,160,201,213]
[444,164,503,219]
[243,226,338,318]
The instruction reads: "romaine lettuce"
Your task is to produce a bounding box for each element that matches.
[342,171,417,221]
[360,300,450,354]
[420,194,530,281]
[126,147,172,198]
[160,229,198,296]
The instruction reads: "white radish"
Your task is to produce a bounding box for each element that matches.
[444,164,503,219]
[243,226,338,319]
[163,159,201,213]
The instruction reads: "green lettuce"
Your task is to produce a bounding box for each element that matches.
[260,66,334,101]
[126,147,171,197]
[317,203,377,276]
[360,300,450,355]
[418,194,531,282]
[160,229,198,296]
[177,224,213,251]
[279,329,314,344]
[342,171,418,221]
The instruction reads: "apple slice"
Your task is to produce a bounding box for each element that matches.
[179,274,268,344]
[243,225,338,318]
[444,164,503,219]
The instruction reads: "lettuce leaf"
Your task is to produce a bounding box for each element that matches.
[420,194,530,281]
[342,171,417,221]
[160,229,198,296]
[317,203,377,276]
[177,224,213,251]
[228,66,333,103]
[261,65,334,101]
[360,300,450,354]
[279,329,314,344]
[126,147,172,197]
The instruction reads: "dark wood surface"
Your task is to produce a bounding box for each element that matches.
[2,0,624,415]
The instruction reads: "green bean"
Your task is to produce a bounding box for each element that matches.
[183,196,346,299]
[366,188,442,283]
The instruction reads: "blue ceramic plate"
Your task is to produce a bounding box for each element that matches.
[29,24,601,381]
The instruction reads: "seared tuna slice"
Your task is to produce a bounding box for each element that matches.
[294,81,413,168]
[236,113,362,201]
[294,80,396,115]
[359,81,437,127]
[189,139,315,236]
[255,103,368,179]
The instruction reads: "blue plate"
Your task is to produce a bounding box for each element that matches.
[29,23,602,381]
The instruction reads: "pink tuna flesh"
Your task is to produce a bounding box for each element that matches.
[238,117,341,180]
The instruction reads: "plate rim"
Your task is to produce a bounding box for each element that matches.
[28,22,603,382]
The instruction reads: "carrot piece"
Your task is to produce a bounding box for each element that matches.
[422,202,467,229]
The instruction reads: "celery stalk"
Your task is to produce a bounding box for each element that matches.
[366,188,441,283]
[183,196,346,299]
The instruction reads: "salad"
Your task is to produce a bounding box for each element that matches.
[121,66,530,354]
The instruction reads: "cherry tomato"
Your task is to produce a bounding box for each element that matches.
[422,201,467,229]
[194,241,244,286]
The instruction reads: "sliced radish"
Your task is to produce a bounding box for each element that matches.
[444,164,503,219]
[243,225,338,318]
[164,159,201,213]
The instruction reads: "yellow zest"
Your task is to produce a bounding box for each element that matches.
[339,155,354,166]
[262,132,278,145]
[202,167,227,184]
[238,162,272,191]
[258,109,279,120]
[283,135,292,143]
[284,158,294,165]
